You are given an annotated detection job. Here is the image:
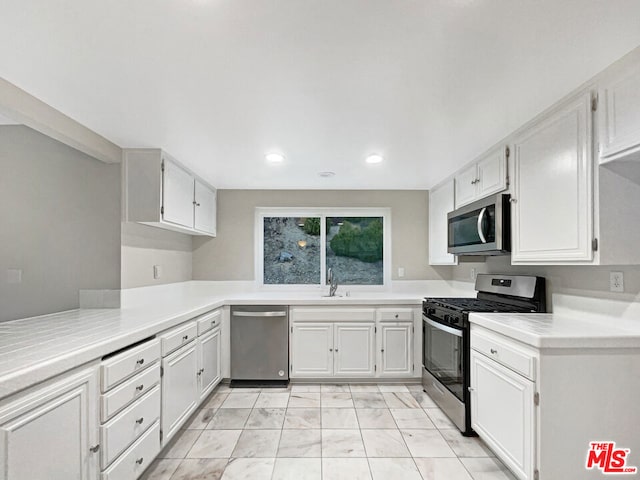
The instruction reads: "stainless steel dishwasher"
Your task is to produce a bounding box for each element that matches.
[230,305,289,387]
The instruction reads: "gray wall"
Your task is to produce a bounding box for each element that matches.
[0,125,121,321]
[452,256,640,300]
[193,189,450,281]
[121,222,193,288]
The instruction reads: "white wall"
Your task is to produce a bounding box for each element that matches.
[192,189,451,282]
[121,222,193,288]
[0,126,121,321]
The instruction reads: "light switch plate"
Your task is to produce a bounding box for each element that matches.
[398,267,405,278]
[153,265,162,279]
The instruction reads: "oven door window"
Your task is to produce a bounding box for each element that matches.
[448,205,495,248]
[423,319,464,402]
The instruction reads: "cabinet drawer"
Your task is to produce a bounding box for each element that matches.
[101,420,160,480]
[471,329,536,381]
[377,308,414,322]
[101,363,160,422]
[161,322,197,356]
[197,309,222,336]
[101,386,161,468]
[101,339,160,392]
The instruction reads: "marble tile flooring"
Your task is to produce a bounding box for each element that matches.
[142,384,515,480]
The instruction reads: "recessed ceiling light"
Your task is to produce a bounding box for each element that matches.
[318,171,336,177]
[265,152,285,163]
[366,154,384,164]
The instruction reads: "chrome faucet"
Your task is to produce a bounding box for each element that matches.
[327,268,339,297]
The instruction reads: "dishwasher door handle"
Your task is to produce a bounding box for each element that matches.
[232,311,288,317]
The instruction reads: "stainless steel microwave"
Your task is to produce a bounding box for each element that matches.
[447,194,511,255]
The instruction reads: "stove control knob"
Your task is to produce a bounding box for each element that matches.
[443,314,450,322]
[428,308,436,315]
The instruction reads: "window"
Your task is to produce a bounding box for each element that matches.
[257,208,390,288]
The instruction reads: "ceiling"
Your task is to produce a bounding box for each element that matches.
[1,1,640,190]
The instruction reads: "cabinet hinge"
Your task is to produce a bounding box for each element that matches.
[160,366,164,377]
[505,145,510,159]
[291,326,293,333]
[534,468,539,480]
[290,364,292,372]
[161,161,165,172]
[374,365,377,371]
[412,326,414,333]
[534,392,540,406]
[591,93,599,112]
[412,363,415,371]
[375,326,377,333]
[592,238,598,252]
[161,205,164,215]
[160,429,163,442]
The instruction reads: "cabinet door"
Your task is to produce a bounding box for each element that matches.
[379,323,412,377]
[162,159,195,228]
[477,146,508,199]
[429,180,457,265]
[0,366,99,480]
[511,92,594,263]
[198,328,221,402]
[334,323,375,377]
[599,64,640,162]
[161,341,198,444]
[291,323,333,377]
[470,350,534,480]
[454,164,479,208]
[194,180,217,235]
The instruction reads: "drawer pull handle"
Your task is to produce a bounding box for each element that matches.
[136,358,145,366]
[395,314,399,319]
[136,417,144,424]
[89,445,100,453]
[381,348,385,353]
[335,349,338,352]
[329,348,333,352]
[136,457,144,465]
[490,348,498,354]
[197,368,204,376]
[136,384,144,391]
[183,335,189,341]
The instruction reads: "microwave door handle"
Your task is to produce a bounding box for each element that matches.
[477,207,487,243]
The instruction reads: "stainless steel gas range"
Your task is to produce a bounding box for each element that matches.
[422,274,546,436]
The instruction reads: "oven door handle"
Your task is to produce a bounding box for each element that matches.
[477,207,487,244]
[424,316,463,338]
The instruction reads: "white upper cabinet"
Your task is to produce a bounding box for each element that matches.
[124,149,217,237]
[428,179,457,265]
[511,92,594,264]
[194,179,217,235]
[599,61,640,163]
[454,145,508,208]
[163,159,195,229]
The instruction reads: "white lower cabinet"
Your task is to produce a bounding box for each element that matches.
[160,338,198,444]
[291,323,334,377]
[160,309,223,446]
[290,307,418,379]
[0,365,100,480]
[334,323,376,377]
[378,322,413,376]
[470,349,534,480]
[291,322,375,378]
[197,327,221,402]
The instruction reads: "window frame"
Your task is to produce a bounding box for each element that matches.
[255,207,392,291]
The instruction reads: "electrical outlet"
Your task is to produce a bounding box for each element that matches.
[153,265,162,280]
[610,271,624,293]
[470,268,477,281]
[398,267,405,278]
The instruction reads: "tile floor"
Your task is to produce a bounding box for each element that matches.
[142,383,515,480]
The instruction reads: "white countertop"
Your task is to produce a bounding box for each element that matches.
[469,312,640,349]
[0,281,451,401]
